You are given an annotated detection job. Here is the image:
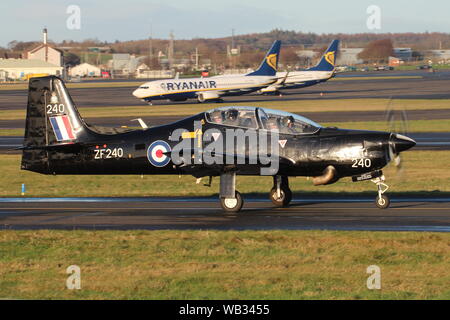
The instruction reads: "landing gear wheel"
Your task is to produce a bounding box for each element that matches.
[375,194,390,209]
[220,191,244,212]
[269,187,292,207]
[371,174,390,209]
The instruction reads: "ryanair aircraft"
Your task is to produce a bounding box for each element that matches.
[259,40,340,94]
[132,41,281,104]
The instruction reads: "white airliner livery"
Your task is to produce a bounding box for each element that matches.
[260,40,340,94]
[132,41,281,104]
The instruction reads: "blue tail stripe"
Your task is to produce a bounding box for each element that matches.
[49,117,63,141]
[247,40,281,76]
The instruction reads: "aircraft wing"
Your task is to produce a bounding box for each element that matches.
[278,72,290,85]
[165,149,296,178]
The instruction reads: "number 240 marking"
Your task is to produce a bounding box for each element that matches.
[46,104,65,114]
[352,158,371,168]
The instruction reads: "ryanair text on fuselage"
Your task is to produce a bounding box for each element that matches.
[163,80,217,91]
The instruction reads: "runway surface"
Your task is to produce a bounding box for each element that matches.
[0,197,449,232]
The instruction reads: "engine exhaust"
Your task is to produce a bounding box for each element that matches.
[312,165,338,186]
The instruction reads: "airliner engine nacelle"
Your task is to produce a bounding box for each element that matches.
[197,91,221,103]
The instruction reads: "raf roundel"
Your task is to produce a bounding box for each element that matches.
[147,140,171,167]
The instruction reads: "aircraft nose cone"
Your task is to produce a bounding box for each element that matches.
[390,133,416,153]
[132,88,141,98]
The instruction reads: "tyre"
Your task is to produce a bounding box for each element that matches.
[269,187,292,207]
[375,194,390,209]
[220,191,244,212]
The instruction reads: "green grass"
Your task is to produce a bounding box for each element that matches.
[0,230,448,299]
[1,150,449,197]
[432,64,450,70]
[2,98,450,121]
[80,53,112,65]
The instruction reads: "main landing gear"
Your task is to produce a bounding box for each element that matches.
[372,174,390,209]
[218,174,293,212]
[219,171,243,212]
[269,175,292,207]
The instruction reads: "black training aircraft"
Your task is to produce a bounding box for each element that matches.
[21,76,416,212]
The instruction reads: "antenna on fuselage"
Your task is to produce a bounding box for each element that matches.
[131,118,148,129]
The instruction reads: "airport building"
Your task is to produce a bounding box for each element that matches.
[427,50,450,62]
[135,64,174,79]
[336,48,364,65]
[69,63,101,77]
[0,69,7,81]
[108,53,144,76]
[0,58,63,80]
[0,28,65,81]
[335,47,413,65]
[25,28,63,67]
[393,48,413,61]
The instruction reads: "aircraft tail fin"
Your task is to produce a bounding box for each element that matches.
[307,39,340,72]
[21,76,95,172]
[247,40,281,76]
[23,76,92,147]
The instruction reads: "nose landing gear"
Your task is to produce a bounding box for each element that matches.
[372,175,390,209]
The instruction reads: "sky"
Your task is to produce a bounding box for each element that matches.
[1,0,449,47]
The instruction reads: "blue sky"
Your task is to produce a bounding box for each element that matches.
[1,0,449,47]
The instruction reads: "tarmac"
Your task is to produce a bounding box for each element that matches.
[0,197,449,232]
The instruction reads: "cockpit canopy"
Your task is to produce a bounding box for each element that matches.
[205,106,322,134]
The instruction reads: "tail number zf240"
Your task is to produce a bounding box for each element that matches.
[352,158,371,168]
[94,148,124,160]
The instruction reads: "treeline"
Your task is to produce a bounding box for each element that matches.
[5,29,450,53]
[3,29,450,69]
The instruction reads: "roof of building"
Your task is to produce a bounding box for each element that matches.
[71,62,101,69]
[28,44,63,54]
[113,53,131,60]
[0,59,61,68]
[340,48,364,53]
[429,49,450,53]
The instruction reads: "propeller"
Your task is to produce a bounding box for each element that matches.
[384,97,410,170]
